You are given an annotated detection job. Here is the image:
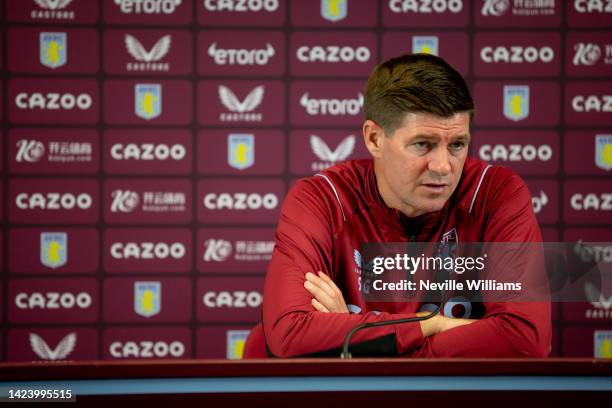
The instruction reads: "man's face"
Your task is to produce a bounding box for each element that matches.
[366,111,471,217]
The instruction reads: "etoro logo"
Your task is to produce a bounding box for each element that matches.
[114,0,183,14]
[125,34,171,71]
[30,332,76,361]
[531,190,548,214]
[218,85,264,122]
[481,0,509,16]
[208,42,275,66]
[572,95,612,112]
[388,0,463,13]
[573,43,601,66]
[296,45,371,63]
[111,242,186,259]
[111,190,140,213]
[300,93,363,116]
[310,134,355,171]
[203,0,280,12]
[16,140,45,162]
[203,239,232,261]
[109,340,185,358]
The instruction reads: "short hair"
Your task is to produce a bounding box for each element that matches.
[363,53,474,135]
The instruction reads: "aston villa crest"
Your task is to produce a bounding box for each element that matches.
[412,36,439,56]
[40,32,67,69]
[40,232,67,269]
[135,83,162,120]
[321,0,347,22]
[226,330,250,359]
[595,134,612,171]
[503,85,529,121]
[134,281,161,318]
[228,134,255,170]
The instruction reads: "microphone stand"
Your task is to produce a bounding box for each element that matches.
[340,305,441,358]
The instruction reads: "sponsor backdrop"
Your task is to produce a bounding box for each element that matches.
[1,0,611,362]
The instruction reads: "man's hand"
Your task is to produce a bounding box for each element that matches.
[416,311,475,337]
[304,271,349,313]
[304,271,476,336]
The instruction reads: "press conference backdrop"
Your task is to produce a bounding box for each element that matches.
[0,0,611,362]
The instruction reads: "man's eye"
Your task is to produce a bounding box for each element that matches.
[413,141,430,149]
[449,142,466,150]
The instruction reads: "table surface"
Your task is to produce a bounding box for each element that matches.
[1,359,611,394]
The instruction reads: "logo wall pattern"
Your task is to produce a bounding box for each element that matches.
[1,0,611,361]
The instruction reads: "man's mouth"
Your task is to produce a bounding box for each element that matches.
[421,183,448,193]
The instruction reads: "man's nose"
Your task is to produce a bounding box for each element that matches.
[428,147,451,176]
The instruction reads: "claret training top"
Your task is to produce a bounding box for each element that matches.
[262,157,551,358]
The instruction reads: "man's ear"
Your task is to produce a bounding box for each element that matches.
[363,119,385,158]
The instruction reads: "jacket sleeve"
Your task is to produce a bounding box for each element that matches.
[408,168,552,358]
[263,178,426,357]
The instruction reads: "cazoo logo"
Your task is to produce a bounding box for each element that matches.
[110,143,186,161]
[388,0,463,13]
[110,241,186,259]
[15,192,92,210]
[109,340,185,358]
[15,92,92,110]
[480,46,555,63]
[296,45,371,63]
[203,193,278,210]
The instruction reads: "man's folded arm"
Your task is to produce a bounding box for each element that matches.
[262,180,426,357]
[407,170,552,358]
[407,302,550,357]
